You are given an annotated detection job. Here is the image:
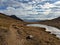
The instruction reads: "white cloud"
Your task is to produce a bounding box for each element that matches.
[0,0,60,21]
[43,9,51,15]
[54,1,60,5]
[41,2,55,9]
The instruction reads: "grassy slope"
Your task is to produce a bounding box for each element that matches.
[0,13,60,45]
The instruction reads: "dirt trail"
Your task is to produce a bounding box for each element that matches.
[7,23,30,45]
[6,23,21,45]
[6,23,41,45]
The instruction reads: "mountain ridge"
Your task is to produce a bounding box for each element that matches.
[9,15,23,21]
[38,17,60,29]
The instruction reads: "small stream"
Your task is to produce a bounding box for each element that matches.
[27,24,60,38]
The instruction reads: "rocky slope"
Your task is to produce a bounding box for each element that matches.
[0,13,60,45]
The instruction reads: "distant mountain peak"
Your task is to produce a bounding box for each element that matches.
[10,15,23,21]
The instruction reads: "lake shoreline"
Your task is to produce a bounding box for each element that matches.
[27,24,60,39]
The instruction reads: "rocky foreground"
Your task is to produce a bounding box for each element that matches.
[0,13,60,45]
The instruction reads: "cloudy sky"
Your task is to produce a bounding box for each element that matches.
[0,0,60,20]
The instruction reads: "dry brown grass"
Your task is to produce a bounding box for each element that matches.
[0,13,60,45]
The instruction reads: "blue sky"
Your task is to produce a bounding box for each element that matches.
[0,0,60,20]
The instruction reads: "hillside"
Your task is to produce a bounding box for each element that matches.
[35,17,60,29]
[9,15,23,21]
[0,13,60,45]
